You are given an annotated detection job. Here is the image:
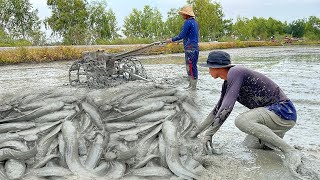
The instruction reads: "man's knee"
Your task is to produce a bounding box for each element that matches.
[235,109,264,131]
[234,114,247,130]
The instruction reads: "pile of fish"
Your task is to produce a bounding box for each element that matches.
[0,82,210,180]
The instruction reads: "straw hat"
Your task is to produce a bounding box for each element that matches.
[179,5,195,17]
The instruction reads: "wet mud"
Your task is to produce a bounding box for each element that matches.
[0,45,320,179]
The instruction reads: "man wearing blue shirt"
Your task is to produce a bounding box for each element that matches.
[166,5,199,90]
[190,51,302,177]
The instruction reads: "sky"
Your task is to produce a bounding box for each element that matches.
[30,0,320,36]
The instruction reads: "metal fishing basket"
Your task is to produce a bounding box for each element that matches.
[68,42,164,88]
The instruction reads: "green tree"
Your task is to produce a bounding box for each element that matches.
[164,8,184,37]
[45,0,89,45]
[304,16,320,40]
[0,28,11,45]
[144,6,165,39]
[287,19,305,38]
[248,17,285,40]
[122,5,164,39]
[248,17,268,40]
[232,17,252,40]
[0,0,43,45]
[122,9,142,38]
[232,16,286,41]
[87,0,119,44]
[265,17,286,38]
[222,18,233,37]
[187,0,227,41]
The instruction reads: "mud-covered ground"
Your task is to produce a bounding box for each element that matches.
[0,45,320,180]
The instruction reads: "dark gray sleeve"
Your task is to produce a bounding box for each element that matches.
[213,69,244,125]
[190,81,227,137]
[212,81,227,116]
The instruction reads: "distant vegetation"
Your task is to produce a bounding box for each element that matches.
[2,40,320,65]
[0,0,320,47]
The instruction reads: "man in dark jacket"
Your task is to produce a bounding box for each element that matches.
[166,5,199,90]
[190,50,302,176]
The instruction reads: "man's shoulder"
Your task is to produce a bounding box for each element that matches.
[186,18,197,23]
[229,65,248,73]
[228,66,251,79]
[229,66,269,80]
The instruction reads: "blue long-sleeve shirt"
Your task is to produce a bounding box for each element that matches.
[172,17,199,50]
[211,66,297,125]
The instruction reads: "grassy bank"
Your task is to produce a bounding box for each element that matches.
[1,41,319,65]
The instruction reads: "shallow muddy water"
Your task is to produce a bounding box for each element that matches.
[0,45,319,179]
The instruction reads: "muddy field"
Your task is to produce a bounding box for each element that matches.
[0,45,320,179]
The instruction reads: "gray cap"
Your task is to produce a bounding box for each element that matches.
[200,51,235,68]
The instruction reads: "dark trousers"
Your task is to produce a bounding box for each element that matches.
[184,48,199,80]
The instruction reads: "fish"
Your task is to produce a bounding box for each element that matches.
[86,87,133,107]
[0,104,12,112]
[120,96,178,111]
[0,166,8,180]
[0,140,29,151]
[0,146,37,161]
[58,133,67,168]
[118,88,154,106]
[0,101,65,123]
[0,121,61,144]
[0,122,36,134]
[92,161,110,176]
[25,167,73,177]
[19,96,78,111]
[36,124,62,160]
[158,133,167,168]
[141,88,177,99]
[181,113,195,137]
[133,154,160,169]
[162,121,200,180]
[5,159,26,179]
[84,133,108,169]
[34,110,76,123]
[81,102,104,130]
[113,120,163,138]
[104,101,165,122]
[105,122,137,132]
[103,161,126,179]
[134,110,176,123]
[128,166,173,177]
[117,123,162,160]
[181,101,202,126]
[32,154,60,169]
[61,121,100,178]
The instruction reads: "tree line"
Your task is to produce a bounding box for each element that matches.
[0,0,319,46]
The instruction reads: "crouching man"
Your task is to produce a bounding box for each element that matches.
[189,50,302,175]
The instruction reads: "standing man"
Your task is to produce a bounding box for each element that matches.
[166,5,199,90]
[190,51,302,175]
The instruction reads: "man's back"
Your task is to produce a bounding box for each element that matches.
[224,65,289,109]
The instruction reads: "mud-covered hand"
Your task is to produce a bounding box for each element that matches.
[189,111,215,139]
[165,38,172,43]
[202,121,222,155]
[202,125,215,155]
